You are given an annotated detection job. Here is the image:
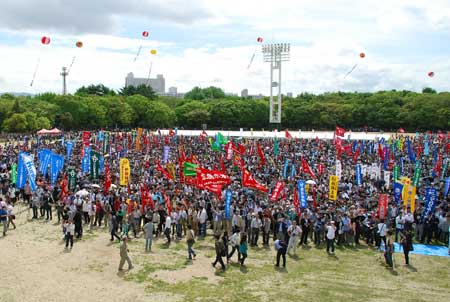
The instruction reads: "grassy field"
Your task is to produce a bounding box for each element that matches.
[123,234,450,302]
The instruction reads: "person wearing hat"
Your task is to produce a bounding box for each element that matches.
[326,221,336,254]
[119,236,133,271]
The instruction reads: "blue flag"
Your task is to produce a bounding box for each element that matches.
[98,131,104,142]
[66,141,73,160]
[290,164,296,179]
[445,177,450,197]
[383,146,389,171]
[297,180,307,208]
[283,159,289,179]
[163,146,170,163]
[424,141,429,156]
[393,182,403,205]
[50,154,64,186]
[422,188,438,222]
[99,156,104,173]
[400,157,404,176]
[38,149,52,176]
[407,139,416,163]
[16,152,27,189]
[22,153,37,192]
[225,190,232,219]
[356,164,362,186]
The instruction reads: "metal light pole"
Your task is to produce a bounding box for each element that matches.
[262,43,290,124]
[61,67,69,95]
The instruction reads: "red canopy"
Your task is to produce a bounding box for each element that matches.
[37,128,62,135]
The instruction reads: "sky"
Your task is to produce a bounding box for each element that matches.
[0,0,449,95]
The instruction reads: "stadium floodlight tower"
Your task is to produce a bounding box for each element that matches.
[61,67,69,95]
[262,43,290,124]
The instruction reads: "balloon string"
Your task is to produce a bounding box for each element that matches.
[30,58,40,87]
[247,51,256,69]
[133,37,144,62]
[67,56,76,74]
[344,63,358,79]
[146,62,153,85]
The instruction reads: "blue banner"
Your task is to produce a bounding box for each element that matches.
[400,157,404,176]
[22,153,37,192]
[50,154,64,186]
[98,131,104,142]
[383,146,388,171]
[290,164,296,179]
[393,182,403,205]
[445,177,450,197]
[297,180,307,208]
[61,135,65,147]
[356,164,362,186]
[225,190,232,219]
[422,188,438,222]
[424,141,429,156]
[99,156,104,173]
[16,152,27,189]
[82,157,90,174]
[38,149,52,176]
[163,146,170,163]
[283,159,289,179]
[66,141,73,160]
[407,139,416,163]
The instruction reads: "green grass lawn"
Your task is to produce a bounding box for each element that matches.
[122,235,450,302]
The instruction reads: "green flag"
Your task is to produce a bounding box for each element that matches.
[209,137,221,151]
[412,167,421,187]
[102,132,109,155]
[274,139,279,156]
[68,168,77,192]
[10,163,17,184]
[183,162,198,177]
[90,151,100,179]
[217,132,228,145]
[393,166,399,181]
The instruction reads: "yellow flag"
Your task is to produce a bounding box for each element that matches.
[402,185,416,212]
[329,175,339,201]
[136,128,143,151]
[120,158,131,186]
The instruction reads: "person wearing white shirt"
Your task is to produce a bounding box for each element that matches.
[377,219,387,249]
[64,220,75,249]
[326,222,336,254]
[6,203,16,230]
[395,211,405,242]
[164,215,172,244]
[82,200,90,224]
[198,207,207,238]
[287,221,302,255]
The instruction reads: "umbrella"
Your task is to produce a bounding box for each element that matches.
[306,180,316,185]
[91,184,100,189]
[75,189,89,197]
[110,184,117,189]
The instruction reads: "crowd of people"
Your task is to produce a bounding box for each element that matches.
[0,129,449,271]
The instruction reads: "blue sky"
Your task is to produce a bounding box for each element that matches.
[0,0,449,95]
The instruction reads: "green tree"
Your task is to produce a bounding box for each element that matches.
[75,84,117,96]
[120,84,157,100]
[2,113,28,132]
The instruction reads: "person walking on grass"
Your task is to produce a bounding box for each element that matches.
[118,236,133,271]
[143,219,153,252]
[287,220,302,256]
[326,221,336,254]
[228,229,241,263]
[212,234,226,270]
[6,202,16,230]
[275,237,287,268]
[239,234,248,267]
[187,224,197,260]
[400,229,413,265]
[384,230,394,268]
[64,219,75,249]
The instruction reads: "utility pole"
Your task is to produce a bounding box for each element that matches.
[262,43,290,124]
[61,67,69,95]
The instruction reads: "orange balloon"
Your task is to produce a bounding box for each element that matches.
[359,52,365,58]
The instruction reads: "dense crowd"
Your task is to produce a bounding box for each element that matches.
[0,129,449,271]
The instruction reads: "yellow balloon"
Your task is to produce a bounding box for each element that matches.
[150,49,157,55]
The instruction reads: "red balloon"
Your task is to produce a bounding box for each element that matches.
[76,41,83,48]
[428,71,434,77]
[359,52,365,58]
[257,37,263,43]
[41,36,50,45]
[142,31,149,37]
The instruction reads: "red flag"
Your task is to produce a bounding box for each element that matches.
[352,147,360,164]
[335,126,346,137]
[83,131,90,147]
[301,158,316,179]
[60,174,68,199]
[270,181,285,202]
[104,163,111,194]
[257,143,265,166]
[164,136,170,145]
[156,162,173,180]
[242,168,268,193]
[226,142,234,160]
[199,130,208,142]
[344,144,353,156]
[169,129,175,137]
[318,163,324,175]
[378,143,384,161]
[196,167,231,187]
[163,192,172,215]
[377,194,388,219]
[237,143,246,155]
[416,143,423,158]
[204,184,223,199]
[220,156,226,173]
[249,142,254,156]
[285,130,293,139]
[293,187,300,215]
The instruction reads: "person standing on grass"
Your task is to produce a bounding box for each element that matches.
[64,219,75,249]
[400,229,413,265]
[274,237,287,268]
[377,219,387,250]
[212,234,226,270]
[228,229,241,263]
[164,214,172,244]
[186,224,197,260]
[384,230,394,268]
[110,214,121,242]
[7,202,16,230]
[239,233,248,267]
[326,221,336,254]
[287,220,302,256]
[143,218,153,252]
[118,236,133,271]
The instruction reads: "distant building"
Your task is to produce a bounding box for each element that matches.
[241,89,249,98]
[287,92,293,98]
[125,73,165,94]
[168,87,178,96]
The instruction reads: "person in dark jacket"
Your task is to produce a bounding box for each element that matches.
[400,229,413,265]
[212,234,226,270]
[275,238,287,268]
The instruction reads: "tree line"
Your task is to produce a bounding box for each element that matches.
[0,84,449,133]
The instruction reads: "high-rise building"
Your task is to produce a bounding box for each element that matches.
[168,87,178,96]
[125,73,165,94]
[241,89,249,98]
[287,92,293,98]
